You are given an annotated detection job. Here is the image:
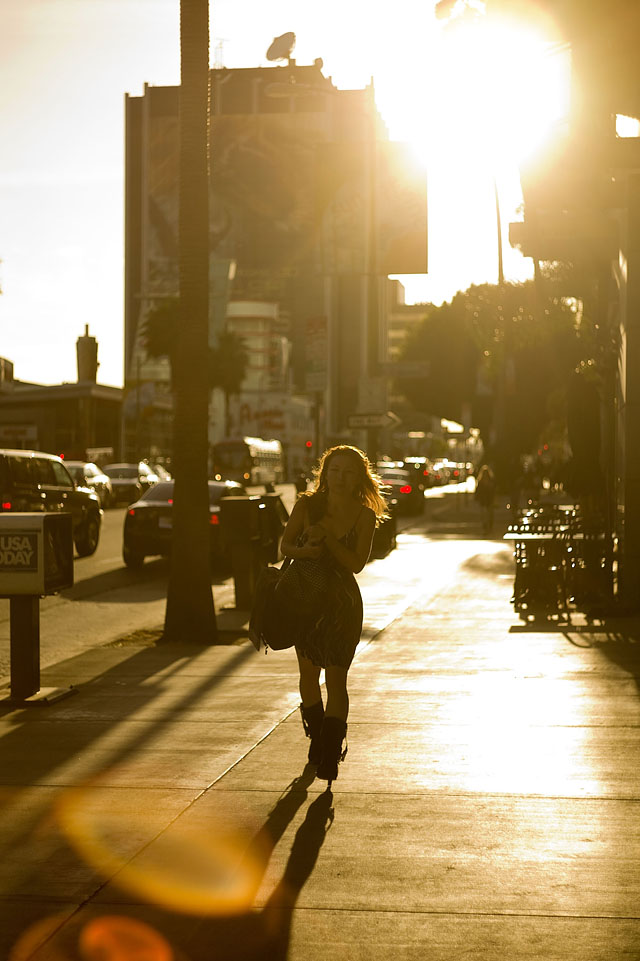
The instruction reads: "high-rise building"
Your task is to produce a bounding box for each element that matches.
[124,60,427,466]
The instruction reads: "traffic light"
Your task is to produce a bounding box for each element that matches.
[305,440,313,449]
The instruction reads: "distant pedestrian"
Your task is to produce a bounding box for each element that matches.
[279,445,388,784]
[474,464,496,535]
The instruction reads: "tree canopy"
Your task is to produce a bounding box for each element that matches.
[143,296,247,400]
[395,279,584,478]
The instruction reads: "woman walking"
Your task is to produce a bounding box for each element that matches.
[279,445,388,784]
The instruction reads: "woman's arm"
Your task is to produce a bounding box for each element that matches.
[319,507,376,573]
[280,497,324,561]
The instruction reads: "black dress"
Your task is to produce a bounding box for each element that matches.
[291,513,364,669]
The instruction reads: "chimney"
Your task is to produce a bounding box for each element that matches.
[76,324,99,383]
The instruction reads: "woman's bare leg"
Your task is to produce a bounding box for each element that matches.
[296,651,322,706]
[324,665,349,721]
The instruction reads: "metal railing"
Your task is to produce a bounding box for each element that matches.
[505,504,613,619]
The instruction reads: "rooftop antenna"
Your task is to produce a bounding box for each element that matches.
[213,39,227,69]
[266,32,296,64]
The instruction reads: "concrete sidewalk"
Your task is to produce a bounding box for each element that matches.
[1,499,639,960]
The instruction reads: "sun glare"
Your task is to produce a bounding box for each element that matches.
[427,18,570,166]
[369,8,571,299]
[374,12,570,172]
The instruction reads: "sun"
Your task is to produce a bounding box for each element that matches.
[367,8,571,299]
[437,18,571,166]
[376,12,571,174]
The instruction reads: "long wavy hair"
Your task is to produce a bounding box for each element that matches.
[302,445,389,525]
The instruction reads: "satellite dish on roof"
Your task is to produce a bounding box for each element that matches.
[266,32,296,62]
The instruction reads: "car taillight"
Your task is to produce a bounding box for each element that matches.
[168,498,173,505]
[400,485,412,494]
[2,501,11,510]
[210,512,220,525]
[453,469,459,477]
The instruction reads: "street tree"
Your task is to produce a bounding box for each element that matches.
[143,298,248,417]
[143,299,178,384]
[534,259,618,500]
[395,280,582,480]
[394,298,477,425]
[208,329,248,436]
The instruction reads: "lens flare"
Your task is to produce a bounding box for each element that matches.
[56,787,264,916]
[79,917,174,961]
[10,915,178,961]
[9,915,70,961]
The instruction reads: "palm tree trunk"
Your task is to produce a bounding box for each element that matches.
[163,0,217,642]
[224,389,231,437]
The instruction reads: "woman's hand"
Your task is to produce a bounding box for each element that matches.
[279,499,326,562]
[301,524,325,559]
[313,507,376,573]
[304,524,326,546]
[300,540,324,559]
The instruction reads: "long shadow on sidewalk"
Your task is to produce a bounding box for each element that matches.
[564,618,640,697]
[0,639,256,879]
[10,770,334,961]
[59,558,231,604]
[510,611,640,698]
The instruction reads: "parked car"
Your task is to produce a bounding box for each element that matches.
[400,457,431,495]
[65,461,114,508]
[103,462,159,505]
[0,448,102,556]
[122,479,247,569]
[444,459,466,483]
[430,460,451,486]
[402,456,439,489]
[370,495,398,559]
[377,465,425,515]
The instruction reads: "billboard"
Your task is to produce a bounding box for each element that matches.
[376,142,428,275]
[315,141,369,275]
[209,112,324,274]
[315,140,428,276]
[132,103,236,382]
[130,84,427,388]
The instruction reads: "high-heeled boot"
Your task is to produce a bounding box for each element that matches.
[316,716,348,784]
[300,701,325,764]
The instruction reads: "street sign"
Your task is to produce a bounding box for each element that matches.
[347,411,401,429]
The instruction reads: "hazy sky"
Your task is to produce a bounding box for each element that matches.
[0,0,565,388]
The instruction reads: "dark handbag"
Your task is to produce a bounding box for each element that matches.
[248,551,329,652]
[248,558,295,652]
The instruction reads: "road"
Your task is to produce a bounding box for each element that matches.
[0,481,473,687]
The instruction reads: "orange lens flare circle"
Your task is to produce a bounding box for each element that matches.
[9,915,177,961]
[57,788,262,916]
[79,917,174,961]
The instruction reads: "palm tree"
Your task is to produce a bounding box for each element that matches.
[163,0,216,642]
[142,298,179,386]
[209,329,248,435]
[143,299,248,418]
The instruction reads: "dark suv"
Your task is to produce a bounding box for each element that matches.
[0,449,102,556]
